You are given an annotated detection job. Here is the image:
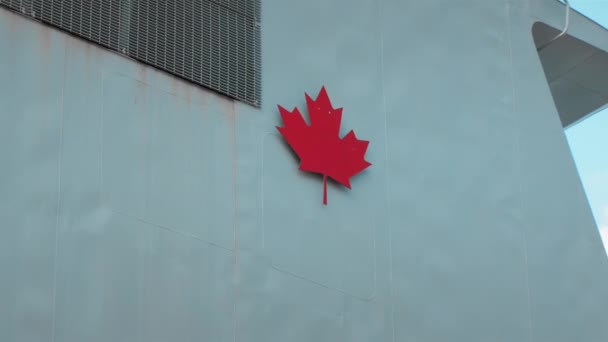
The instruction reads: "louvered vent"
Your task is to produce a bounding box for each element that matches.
[0,0,261,107]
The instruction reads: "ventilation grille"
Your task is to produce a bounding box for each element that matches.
[0,0,262,107]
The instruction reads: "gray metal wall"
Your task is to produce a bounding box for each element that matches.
[1,1,608,341]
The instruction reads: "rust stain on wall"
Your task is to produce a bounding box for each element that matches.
[170,78,179,101]
[228,100,238,254]
[83,43,94,76]
[196,88,209,130]
[168,77,196,109]
[135,64,149,106]
[214,97,239,254]
[184,84,193,109]
[37,24,52,57]
[5,8,19,36]
[34,25,54,97]
[220,98,238,182]
[64,34,98,82]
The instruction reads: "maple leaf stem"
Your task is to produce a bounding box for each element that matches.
[323,175,328,205]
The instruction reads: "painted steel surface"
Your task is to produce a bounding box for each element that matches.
[1,1,608,341]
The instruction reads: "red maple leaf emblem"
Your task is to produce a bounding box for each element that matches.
[276,86,372,205]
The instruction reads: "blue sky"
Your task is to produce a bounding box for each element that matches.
[563,1,608,253]
[566,108,608,251]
